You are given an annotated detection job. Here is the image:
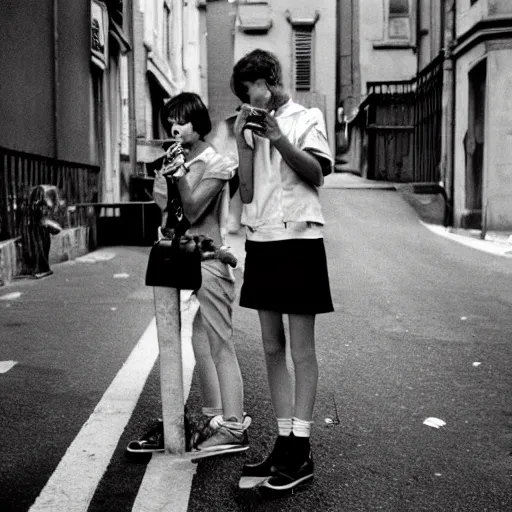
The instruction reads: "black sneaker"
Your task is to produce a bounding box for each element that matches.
[259,436,314,498]
[190,414,223,448]
[125,419,164,454]
[195,415,251,454]
[239,435,291,489]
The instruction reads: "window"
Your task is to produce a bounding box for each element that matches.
[388,0,410,40]
[90,65,104,168]
[286,10,319,91]
[293,27,313,91]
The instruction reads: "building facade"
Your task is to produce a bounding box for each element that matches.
[337,0,512,232]
[416,0,512,230]
[449,0,512,230]
[0,0,132,205]
[336,0,418,176]
[125,0,207,200]
[0,0,206,206]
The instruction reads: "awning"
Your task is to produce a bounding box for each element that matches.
[109,19,131,55]
[147,52,182,97]
[237,3,272,33]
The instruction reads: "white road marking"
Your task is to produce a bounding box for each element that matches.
[113,273,130,279]
[132,295,199,512]
[0,291,22,300]
[0,360,18,373]
[29,297,198,512]
[132,457,197,512]
[421,222,512,257]
[76,251,116,263]
[29,319,160,512]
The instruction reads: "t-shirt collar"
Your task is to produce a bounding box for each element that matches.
[274,99,306,119]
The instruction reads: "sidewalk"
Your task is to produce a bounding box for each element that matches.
[324,170,395,190]
[327,171,512,257]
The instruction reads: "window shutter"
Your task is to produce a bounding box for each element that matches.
[294,27,313,91]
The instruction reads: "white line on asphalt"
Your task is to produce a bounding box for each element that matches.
[29,319,160,512]
[0,291,22,300]
[132,456,197,512]
[132,293,199,512]
[0,360,17,373]
[75,251,117,263]
[421,221,512,257]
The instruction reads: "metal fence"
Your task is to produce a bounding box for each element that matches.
[362,52,444,183]
[74,201,161,248]
[0,147,100,241]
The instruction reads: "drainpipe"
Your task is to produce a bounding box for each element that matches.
[126,0,137,177]
[441,0,456,226]
[53,0,59,159]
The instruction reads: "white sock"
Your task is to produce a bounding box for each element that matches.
[292,417,312,438]
[277,417,292,437]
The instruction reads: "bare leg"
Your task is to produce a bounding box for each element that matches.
[206,323,244,421]
[191,309,222,410]
[288,314,317,421]
[258,310,293,419]
[196,269,244,421]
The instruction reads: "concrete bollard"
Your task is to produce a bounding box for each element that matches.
[153,286,185,454]
[145,238,202,455]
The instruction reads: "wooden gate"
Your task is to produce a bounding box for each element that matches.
[363,53,444,183]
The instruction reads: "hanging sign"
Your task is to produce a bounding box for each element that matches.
[91,0,108,69]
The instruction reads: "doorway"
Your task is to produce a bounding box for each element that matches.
[464,59,486,227]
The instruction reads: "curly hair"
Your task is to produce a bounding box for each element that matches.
[161,92,212,139]
[230,49,283,103]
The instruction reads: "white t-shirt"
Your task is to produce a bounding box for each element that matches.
[241,100,333,241]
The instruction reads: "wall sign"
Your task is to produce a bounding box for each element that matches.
[91,0,109,69]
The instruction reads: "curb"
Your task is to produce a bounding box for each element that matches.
[0,226,90,287]
[323,172,395,190]
[0,238,19,287]
[421,222,512,257]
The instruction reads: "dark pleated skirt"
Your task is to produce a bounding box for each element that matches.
[240,238,334,314]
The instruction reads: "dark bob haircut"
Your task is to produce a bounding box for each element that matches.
[161,92,212,139]
[230,49,283,103]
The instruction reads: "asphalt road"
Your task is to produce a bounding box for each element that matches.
[183,190,512,512]
[0,246,155,511]
[1,188,512,511]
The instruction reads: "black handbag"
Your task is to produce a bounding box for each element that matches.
[145,238,202,290]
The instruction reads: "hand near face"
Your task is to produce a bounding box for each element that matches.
[234,104,252,138]
[236,104,282,139]
[260,111,283,142]
[162,141,186,176]
[165,141,185,162]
